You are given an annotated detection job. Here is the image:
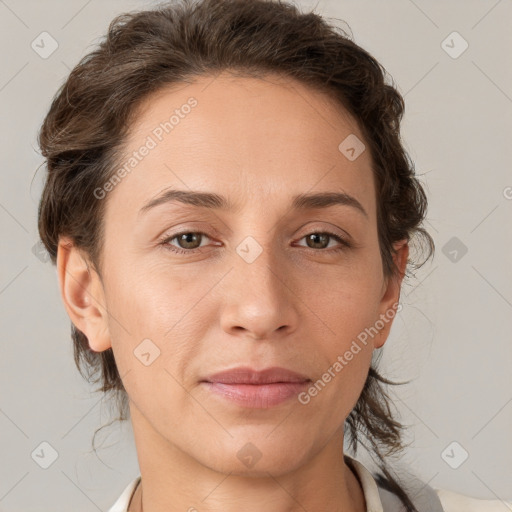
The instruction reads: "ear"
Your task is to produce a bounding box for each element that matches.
[373,239,409,349]
[56,236,111,352]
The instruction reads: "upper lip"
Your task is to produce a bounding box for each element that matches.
[202,366,310,384]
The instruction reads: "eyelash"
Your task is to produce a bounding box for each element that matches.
[158,230,352,255]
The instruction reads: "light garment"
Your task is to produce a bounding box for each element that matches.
[108,454,511,512]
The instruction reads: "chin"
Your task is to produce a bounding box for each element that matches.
[196,438,309,477]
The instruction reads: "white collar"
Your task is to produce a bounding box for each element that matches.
[345,454,385,512]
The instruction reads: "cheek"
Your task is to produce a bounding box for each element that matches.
[106,256,193,328]
[299,262,382,393]
[301,259,384,334]
[104,261,211,377]
[103,266,203,426]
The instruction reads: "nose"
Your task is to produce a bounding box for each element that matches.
[219,242,300,341]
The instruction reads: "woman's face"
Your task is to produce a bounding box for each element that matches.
[61,72,407,476]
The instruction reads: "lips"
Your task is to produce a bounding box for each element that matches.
[201,366,310,385]
[200,366,311,408]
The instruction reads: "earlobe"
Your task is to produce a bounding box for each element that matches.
[57,237,111,352]
[374,240,409,349]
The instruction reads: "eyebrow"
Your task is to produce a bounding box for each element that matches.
[138,188,368,219]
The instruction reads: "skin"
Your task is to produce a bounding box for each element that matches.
[57,71,408,512]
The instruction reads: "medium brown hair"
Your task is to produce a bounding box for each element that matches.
[37,0,435,509]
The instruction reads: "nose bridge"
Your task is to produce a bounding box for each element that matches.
[235,234,288,306]
[230,200,284,288]
[219,232,298,339]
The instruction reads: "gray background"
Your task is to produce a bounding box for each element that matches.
[1,0,511,510]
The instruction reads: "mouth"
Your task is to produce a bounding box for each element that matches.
[200,366,311,408]
[202,365,310,384]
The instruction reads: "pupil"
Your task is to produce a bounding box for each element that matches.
[181,233,199,248]
[309,233,327,248]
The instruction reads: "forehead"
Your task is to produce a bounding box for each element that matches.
[107,72,375,219]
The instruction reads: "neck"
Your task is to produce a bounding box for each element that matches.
[128,403,366,512]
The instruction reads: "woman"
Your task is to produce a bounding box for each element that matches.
[36,0,506,510]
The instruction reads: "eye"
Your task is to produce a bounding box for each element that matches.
[295,231,352,252]
[159,231,214,255]
[158,230,352,256]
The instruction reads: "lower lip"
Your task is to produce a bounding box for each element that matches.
[201,381,310,408]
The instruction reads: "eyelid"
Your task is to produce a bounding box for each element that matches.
[295,221,354,244]
[158,226,354,256]
[157,230,217,250]
[293,230,352,249]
